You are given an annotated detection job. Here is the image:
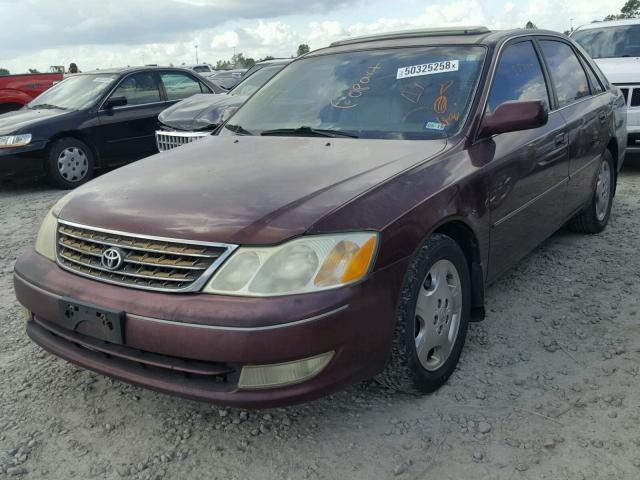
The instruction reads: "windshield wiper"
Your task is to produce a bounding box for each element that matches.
[224,123,254,136]
[260,126,359,138]
[29,103,66,110]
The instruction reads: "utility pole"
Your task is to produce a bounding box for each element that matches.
[195,45,199,64]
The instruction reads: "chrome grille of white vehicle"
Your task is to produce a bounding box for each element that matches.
[56,221,236,292]
[614,84,640,108]
[155,130,211,152]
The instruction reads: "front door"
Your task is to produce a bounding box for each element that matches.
[97,72,167,163]
[481,39,570,281]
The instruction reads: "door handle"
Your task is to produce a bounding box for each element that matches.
[598,111,607,121]
[554,133,566,146]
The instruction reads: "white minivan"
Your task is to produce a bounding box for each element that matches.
[572,19,640,153]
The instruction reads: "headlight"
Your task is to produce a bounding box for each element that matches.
[35,209,58,261]
[0,134,32,148]
[204,232,378,296]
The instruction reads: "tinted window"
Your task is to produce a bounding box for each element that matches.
[487,41,549,112]
[540,40,590,107]
[161,73,203,101]
[572,25,640,59]
[111,73,161,106]
[221,46,486,140]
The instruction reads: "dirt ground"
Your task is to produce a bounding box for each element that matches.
[1,163,639,480]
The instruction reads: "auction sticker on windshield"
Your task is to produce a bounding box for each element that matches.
[396,60,459,79]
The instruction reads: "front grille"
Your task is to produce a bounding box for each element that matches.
[628,133,640,148]
[156,130,210,152]
[56,221,236,292]
[614,84,640,107]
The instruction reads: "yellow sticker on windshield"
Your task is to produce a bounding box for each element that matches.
[397,60,459,79]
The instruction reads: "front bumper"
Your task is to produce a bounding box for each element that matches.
[14,250,407,407]
[0,141,47,179]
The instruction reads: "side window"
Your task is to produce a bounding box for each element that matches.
[160,73,204,101]
[583,60,604,94]
[539,40,590,107]
[110,73,161,106]
[487,41,550,112]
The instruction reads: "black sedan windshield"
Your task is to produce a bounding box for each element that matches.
[572,24,640,58]
[221,46,485,140]
[28,74,116,110]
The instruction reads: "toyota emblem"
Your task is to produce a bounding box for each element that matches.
[101,247,124,270]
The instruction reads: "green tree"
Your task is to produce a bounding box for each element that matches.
[28,68,40,73]
[605,0,640,19]
[525,21,537,29]
[296,43,310,56]
[0,67,9,76]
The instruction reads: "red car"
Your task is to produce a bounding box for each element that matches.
[15,27,626,407]
[0,72,62,114]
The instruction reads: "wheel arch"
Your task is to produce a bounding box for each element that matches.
[46,131,100,166]
[605,137,619,195]
[431,218,485,320]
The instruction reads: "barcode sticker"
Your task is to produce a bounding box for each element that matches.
[396,60,459,79]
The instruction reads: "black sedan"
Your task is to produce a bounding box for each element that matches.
[0,67,224,188]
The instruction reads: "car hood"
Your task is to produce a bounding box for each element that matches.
[59,135,447,245]
[158,93,246,131]
[594,57,640,84]
[0,107,69,135]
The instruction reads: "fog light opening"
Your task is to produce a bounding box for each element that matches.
[238,351,334,390]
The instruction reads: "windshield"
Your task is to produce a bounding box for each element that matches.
[232,65,284,97]
[220,46,486,140]
[27,74,116,110]
[572,25,640,58]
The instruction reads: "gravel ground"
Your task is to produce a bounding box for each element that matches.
[1,163,640,480]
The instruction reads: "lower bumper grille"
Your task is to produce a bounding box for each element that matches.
[29,317,237,394]
[56,221,236,292]
[155,130,210,152]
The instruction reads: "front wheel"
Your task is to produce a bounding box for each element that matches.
[376,233,471,394]
[47,138,95,189]
[567,149,615,234]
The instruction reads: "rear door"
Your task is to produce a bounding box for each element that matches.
[483,39,570,280]
[536,38,611,214]
[97,71,165,163]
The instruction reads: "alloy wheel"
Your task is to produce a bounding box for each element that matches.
[595,159,611,222]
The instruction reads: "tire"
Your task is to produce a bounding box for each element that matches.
[47,137,95,189]
[567,149,615,234]
[376,233,471,394]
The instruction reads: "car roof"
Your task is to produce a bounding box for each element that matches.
[311,27,568,55]
[573,18,640,31]
[73,66,200,76]
[254,58,291,66]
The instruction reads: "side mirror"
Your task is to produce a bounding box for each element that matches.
[480,100,548,137]
[103,96,128,110]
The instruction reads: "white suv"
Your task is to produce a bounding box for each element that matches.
[572,19,640,153]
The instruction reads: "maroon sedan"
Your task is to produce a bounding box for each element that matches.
[14,27,626,407]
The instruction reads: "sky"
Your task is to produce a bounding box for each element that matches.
[0,0,627,74]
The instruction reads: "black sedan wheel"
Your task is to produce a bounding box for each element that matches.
[47,138,95,189]
[377,233,471,394]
